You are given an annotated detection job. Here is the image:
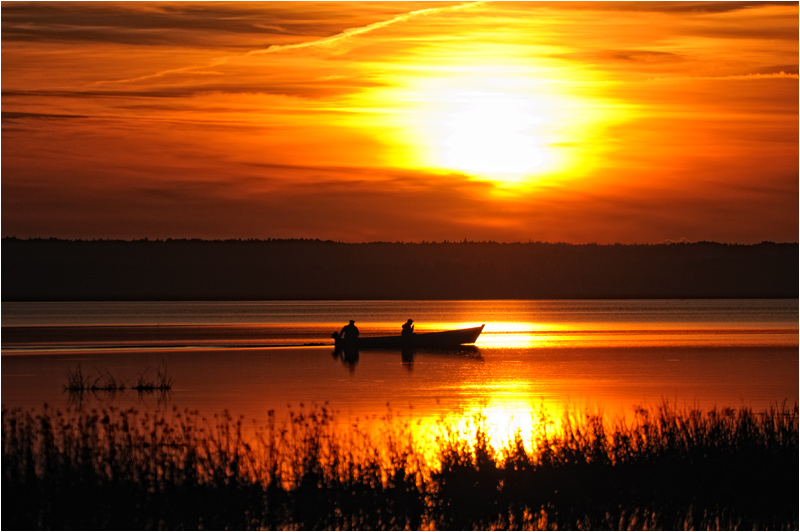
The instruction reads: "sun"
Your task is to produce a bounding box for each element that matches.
[431,89,563,184]
[370,66,628,190]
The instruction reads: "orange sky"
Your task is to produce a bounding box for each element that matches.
[2,1,798,243]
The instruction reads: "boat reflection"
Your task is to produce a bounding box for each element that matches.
[333,345,482,371]
[402,346,414,369]
[332,345,360,370]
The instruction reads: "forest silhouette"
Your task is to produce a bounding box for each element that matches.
[2,238,796,300]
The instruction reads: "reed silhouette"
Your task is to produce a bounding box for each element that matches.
[63,362,173,393]
[2,402,797,530]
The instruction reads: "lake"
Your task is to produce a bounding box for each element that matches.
[2,299,797,445]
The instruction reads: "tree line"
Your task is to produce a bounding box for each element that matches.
[2,238,796,300]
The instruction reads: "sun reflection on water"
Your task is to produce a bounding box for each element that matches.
[389,398,575,469]
[413,320,799,349]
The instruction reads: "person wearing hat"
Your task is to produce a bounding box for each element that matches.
[401,319,414,337]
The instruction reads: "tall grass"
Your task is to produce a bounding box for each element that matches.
[2,402,797,530]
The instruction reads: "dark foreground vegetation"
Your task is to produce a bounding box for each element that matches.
[3,238,797,300]
[3,403,797,530]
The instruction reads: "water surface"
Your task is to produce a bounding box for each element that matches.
[3,299,797,444]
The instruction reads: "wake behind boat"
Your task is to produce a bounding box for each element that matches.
[332,324,484,349]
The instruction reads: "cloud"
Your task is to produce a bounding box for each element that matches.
[753,64,799,75]
[248,2,484,55]
[1,150,501,241]
[88,2,482,87]
[2,111,89,121]
[647,71,800,82]
[0,2,421,47]
[528,1,798,14]
[557,49,686,64]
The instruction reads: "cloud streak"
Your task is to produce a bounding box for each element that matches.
[91,2,483,87]
[648,71,799,82]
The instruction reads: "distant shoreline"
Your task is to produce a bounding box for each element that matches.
[2,238,797,301]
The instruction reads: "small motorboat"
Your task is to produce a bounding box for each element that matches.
[333,324,484,349]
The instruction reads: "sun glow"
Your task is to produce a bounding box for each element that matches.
[374,66,630,189]
[432,89,563,182]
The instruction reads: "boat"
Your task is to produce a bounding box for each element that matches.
[333,324,484,349]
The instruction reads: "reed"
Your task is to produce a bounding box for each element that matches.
[131,363,174,392]
[2,402,797,530]
[63,363,172,393]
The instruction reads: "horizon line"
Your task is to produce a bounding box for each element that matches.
[3,236,797,246]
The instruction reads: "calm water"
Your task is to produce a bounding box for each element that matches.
[2,300,797,444]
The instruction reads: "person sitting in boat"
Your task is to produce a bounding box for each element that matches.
[340,320,359,340]
[401,319,414,337]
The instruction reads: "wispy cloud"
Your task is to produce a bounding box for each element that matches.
[648,71,799,82]
[253,2,483,54]
[91,2,483,87]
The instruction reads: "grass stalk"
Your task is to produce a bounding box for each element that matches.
[2,402,797,530]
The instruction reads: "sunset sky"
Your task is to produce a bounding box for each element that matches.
[2,1,797,243]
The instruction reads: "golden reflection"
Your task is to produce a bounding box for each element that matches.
[390,399,573,468]
[411,321,800,349]
[450,400,568,454]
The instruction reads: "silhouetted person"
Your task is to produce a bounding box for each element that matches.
[402,319,414,337]
[340,320,359,340]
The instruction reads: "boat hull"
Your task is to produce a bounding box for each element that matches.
[334,325,484,349]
